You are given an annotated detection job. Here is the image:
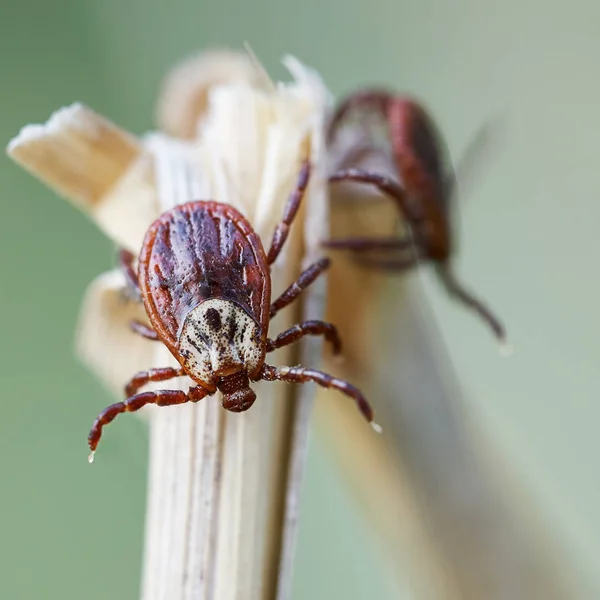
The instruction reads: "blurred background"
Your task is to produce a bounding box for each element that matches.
[1,0,599,598]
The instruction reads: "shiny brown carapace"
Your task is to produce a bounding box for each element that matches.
[325,90,507,346]
[88,162,378,462]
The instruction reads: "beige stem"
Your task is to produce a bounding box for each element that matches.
[7,103,327,600]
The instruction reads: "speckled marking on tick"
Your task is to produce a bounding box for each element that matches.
[179,298,263,388]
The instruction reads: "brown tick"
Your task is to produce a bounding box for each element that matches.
[324,90,508,349]
[88,162,378,462]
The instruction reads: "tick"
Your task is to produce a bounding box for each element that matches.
[88,162,378,462]
[324,90,507,347]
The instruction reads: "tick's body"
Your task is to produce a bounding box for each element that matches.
[139,201,269,399]
[88,163,377,461]
[325,90,506,344]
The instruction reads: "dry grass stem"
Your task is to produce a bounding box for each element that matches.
[7,50,332,600]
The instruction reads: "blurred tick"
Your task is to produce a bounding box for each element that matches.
[325,90,508,349]
[88,161,379,462]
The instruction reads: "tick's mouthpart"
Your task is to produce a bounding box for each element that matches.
[217,371,257,412]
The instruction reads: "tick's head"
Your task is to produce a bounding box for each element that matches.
[217,371,257,412]
[178,299,264,388]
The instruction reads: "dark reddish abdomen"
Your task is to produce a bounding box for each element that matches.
[387,99,447,205]
[138,201,271,353]
[387,98,451,259]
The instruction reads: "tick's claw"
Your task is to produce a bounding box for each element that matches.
[371,422,383,434]
[499,339,513,357]
[88,451,95,464]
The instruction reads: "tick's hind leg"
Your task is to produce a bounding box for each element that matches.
[120,249,141,298]
[270,258,329,318]
[267,161,311,265]
[88,385,208,462]
[436,263,507,346]
[267,320,342,355]
[259,364,380,431]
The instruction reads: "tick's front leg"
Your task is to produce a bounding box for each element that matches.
[267,320,342,355]
[88,385,208,462]
[267,161,311,265]
[329,168,411,219]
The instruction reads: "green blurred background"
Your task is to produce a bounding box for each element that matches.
[1,0,599,598]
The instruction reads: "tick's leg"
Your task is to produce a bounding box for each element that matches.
[130,320,159,341]
[270,258,329,318]
[267,320,342,355]
[88,385,208,461]
[323,236,413,253]
[125,366,185,397]
[436,263,507,344]
[352,253,421,272]
[260,364,379,431]
[120,249,140,297]
[329,169,413,222]
[267,161,311,265]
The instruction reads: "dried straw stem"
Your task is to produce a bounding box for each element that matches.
[7,50,331,600]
